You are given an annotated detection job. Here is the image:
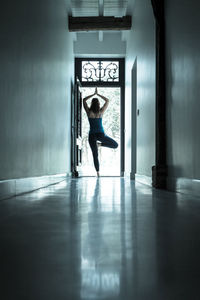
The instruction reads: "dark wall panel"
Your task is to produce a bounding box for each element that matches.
[0,0,74,180]
[165,0,200,179]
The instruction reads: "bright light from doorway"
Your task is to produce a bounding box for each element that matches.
[80,87,121,176]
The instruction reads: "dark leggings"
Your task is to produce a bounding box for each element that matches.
[89,132,118,172]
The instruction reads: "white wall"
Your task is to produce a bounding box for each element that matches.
[125,0,156,177]
[74,32,126,56]
[0,0,74,180]
[165,0,200,181]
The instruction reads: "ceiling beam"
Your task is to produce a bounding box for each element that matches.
[98,0,104,16]
[68,16,132,32]
[99,31,104,41]
[98,0,104,41]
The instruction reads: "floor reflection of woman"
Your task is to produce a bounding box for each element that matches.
[82,179,108,264]
[83,88,118,177]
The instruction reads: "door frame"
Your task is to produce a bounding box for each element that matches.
[130,58,137,180]
[75,57,125,176]
[71,77,82,177]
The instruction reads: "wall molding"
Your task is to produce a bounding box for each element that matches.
[0,173,71,201]
[167,176,200,198]
[132,174,200,198]
[135,174,152,186]
[135,174,200,197]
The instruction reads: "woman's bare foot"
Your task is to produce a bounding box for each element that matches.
[97,171,100,177]
[97,142,101,148]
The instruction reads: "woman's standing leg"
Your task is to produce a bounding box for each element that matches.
[88,134,100,174]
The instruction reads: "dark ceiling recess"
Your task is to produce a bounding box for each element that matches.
[68,16,132,31]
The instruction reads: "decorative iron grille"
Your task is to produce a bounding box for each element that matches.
[81,60,119,82]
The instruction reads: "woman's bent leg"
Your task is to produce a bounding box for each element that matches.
[97,134,118,149]
[89,134,99,171]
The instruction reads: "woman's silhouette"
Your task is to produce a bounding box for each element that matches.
[83,88,118,177]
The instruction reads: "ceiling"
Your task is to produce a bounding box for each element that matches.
[70,0,133,57]
[70,0,129,17]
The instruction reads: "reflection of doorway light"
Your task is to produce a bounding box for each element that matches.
[80,87,121,176]
[80,178,121,299]
[81,268,120,299]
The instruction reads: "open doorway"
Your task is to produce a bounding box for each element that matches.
[80,87,121,176]
[74,58,125,177]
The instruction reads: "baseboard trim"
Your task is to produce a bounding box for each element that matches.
[167,176,200,198]
[130,172,135,180]
[0,173,70,200]
[135,174,152,186]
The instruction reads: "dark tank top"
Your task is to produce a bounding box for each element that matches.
[88,118,104,134]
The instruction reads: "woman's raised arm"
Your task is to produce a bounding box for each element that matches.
[98,91,109,114]
[83,89,97,114]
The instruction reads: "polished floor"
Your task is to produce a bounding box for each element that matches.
[1,177,200,300]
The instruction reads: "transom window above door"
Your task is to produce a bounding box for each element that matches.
[75,58,124,87]
[81,60,119,82]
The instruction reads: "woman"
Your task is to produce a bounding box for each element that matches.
[83,87,118,177]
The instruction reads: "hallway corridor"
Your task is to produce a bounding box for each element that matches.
[1,177,200,300]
